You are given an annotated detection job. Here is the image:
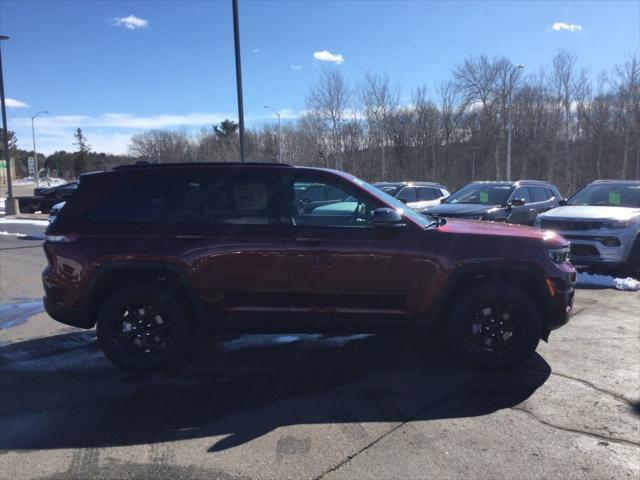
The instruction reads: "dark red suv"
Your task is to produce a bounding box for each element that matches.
[43,162,576,371]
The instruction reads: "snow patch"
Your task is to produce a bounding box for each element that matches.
[12,176,67,187]
[0,231,44,240]
[222,333,374,351]
[0,218,49,227]
[576,272,640,291]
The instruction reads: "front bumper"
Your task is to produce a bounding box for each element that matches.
[43,295,94,329]
[546,272,576,333]
[548,228,636,266]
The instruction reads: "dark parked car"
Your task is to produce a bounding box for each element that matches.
[421,180,563,225]
[43,163,575,371]
[18,181,78,214]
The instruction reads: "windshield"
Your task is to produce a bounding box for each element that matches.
[352,178,430,227]
[374,184,403,197]
[568,183,640,208]
[446,184,513,206]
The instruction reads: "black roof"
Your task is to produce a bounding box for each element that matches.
[112,161,292,170]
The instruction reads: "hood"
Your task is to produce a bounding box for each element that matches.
[438,218,567,246]
[539,205,640,221]
[424,203,495,215]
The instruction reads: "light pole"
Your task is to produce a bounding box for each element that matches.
[0,35,16,214]
[506,64,524,181]
[31,110,48,188]
[264,105,281,162]
[232,0,245,162]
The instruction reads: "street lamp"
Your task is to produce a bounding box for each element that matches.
[0,35,17,214]
[31,110,49,188]
[506,63,525,181]
[264,105,281,162]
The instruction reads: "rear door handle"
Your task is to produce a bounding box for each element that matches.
[175,234,205,241]
[294,237,325,246]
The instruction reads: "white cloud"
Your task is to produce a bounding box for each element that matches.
[313,50,344,64]
[112,15,149,30]
[5,98,29,108]
[290,64,302,71]
[550,22,583,32]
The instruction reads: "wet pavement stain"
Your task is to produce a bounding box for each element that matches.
[0,298,44,330]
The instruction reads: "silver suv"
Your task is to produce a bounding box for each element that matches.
[535,180,640,271]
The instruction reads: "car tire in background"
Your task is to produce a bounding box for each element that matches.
[445,282,542,370]
[97,285,193,371]
[626,236,640,277]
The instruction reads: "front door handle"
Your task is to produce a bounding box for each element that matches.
[294,237,325,246]
[175,234,205,241]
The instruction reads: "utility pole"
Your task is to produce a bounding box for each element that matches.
[506,64,525,181]
[264,105,281,162]
[232,0,246,162]
[31,110,49,188]
[0,35,16,214]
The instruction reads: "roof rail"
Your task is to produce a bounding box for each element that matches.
[112,161,293,170]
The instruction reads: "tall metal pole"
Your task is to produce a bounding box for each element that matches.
[232,0,245,162]
[264,105,281,162]
[0,35,14,205]
[31,111,48,188]
[506,64,524,181]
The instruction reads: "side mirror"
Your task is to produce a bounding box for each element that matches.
[559,198,568,206]
[510,198,526,206]
[373,208,406,228]
[440,197,447,204]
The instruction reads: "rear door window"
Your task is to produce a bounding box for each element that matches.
[396,187,417,203]
[529,187,548,203]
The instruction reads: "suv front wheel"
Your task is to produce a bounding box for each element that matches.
[97,285,192,371]
[446,282,542,370]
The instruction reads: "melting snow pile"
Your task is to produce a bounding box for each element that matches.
[13,176,67,187]
[577,272,640,291]
[0,197,5,214]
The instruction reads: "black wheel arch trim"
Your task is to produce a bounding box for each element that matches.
[427,262,553,338]
[81,261,206,323]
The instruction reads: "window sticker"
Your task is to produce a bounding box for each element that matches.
[609,191,621,206]
[479,192,489,203]
[234,184,268,210]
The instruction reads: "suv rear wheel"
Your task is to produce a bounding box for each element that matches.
[97,285,192,371]
[446,282,541,370]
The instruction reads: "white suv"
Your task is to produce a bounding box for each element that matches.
[535,180,640,272]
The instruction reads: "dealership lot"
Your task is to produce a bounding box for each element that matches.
[0,227,639,480]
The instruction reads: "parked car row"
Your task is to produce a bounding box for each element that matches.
[374,178,640,272]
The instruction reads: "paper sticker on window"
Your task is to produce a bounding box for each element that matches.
[234,184,268,210]
[609,191,621,206]
[479,192,489,203]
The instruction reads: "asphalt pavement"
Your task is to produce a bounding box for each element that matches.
[0,219,638,480]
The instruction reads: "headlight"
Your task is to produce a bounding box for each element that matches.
[604,219,631,229]
[546,247,570,264]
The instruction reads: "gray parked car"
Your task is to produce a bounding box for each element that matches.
[535,180,640,271]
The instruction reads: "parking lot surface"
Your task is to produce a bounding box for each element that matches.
[0,229,639,480]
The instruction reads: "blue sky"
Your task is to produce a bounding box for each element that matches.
[1,0,638,155]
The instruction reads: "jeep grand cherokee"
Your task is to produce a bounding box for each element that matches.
[43,162,576,371]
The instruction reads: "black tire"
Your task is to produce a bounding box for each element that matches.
[625,237,640,278]
[445,282,542,370]
[97,285,193,371]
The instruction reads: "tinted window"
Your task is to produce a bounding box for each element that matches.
[89,176,170,223]
[416,187,443,201]
[529,186,548,202]
[396,187,417,203]
[90,173,281,225]
[290,174,380,227]
[511,187,532,203]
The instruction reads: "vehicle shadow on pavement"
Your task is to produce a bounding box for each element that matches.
[0,332,551,453]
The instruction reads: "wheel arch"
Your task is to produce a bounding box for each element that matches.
[428,262,553,340]
[83,261,205,327]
